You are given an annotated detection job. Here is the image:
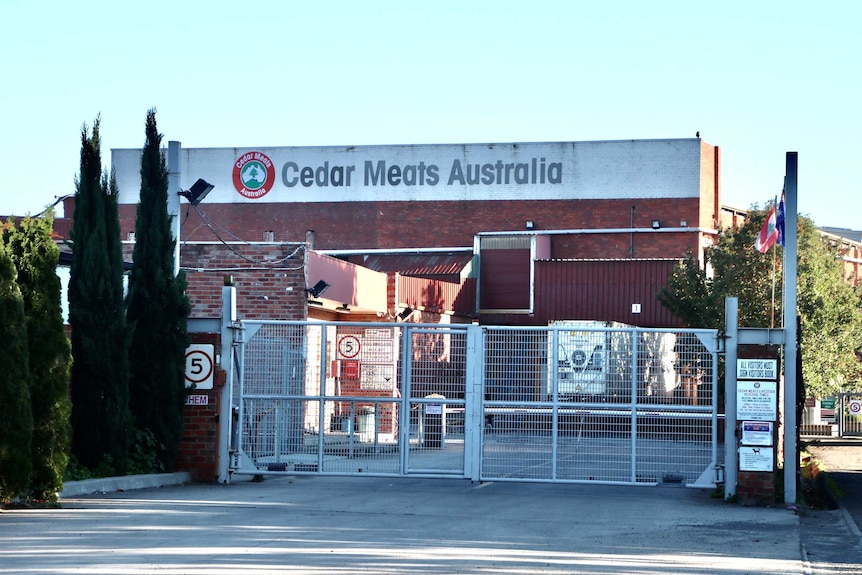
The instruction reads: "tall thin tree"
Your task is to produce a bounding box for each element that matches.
[69,119,131,474]
[127,110,191,471]
[0,234,33,500]
[5,215,72,501]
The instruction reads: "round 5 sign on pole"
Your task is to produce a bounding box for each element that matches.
[185,344,215,390]
[850,399,862,415]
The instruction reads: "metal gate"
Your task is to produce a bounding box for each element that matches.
[838,393,862,437]
[227,321,721,487]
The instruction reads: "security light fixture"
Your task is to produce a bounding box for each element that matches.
[306,280,330,298]
[651,220,661,230]
[180,178,215,206]
[398,307,414,320]
[525,220,535,230]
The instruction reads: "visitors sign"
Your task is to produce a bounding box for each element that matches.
[737,380,778,421]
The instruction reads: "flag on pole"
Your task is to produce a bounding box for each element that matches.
[755,204,779,253]
[776,191,786,247]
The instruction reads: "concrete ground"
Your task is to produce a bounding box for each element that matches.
[0,474,822,574]
[801,437,862,573]
[3,438,862,574]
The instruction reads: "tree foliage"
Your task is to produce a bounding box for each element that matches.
[3,215,72,501]
[126,109,191,471]
[68,118,132,474]
[795,219,862,396]
[0,235,33,500]
[658,208,862,398]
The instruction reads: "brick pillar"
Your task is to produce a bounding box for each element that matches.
[735,346,780,506]
[176,332,224,482]
[737,471,777,506]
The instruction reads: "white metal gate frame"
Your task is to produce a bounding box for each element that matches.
[838,392,862,437]
[225,321,721,488]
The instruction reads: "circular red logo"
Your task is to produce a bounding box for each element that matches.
[233,151,276,199]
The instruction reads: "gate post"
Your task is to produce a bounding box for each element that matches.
[463,324,484,482]
[217,283,237,483]
[724,298,739,499]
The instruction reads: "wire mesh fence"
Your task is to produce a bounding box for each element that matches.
[230,321,719,486]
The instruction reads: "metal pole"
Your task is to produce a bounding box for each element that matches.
[218,284,237,483]
[783,152,799,504]
[724,297,739,499]
[167,141,181,276]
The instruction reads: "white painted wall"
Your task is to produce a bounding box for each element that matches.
[112,138,702,205]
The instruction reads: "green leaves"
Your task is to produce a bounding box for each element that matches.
[126,110,190,472]
[69,119,131,475]
[659,208,862,398]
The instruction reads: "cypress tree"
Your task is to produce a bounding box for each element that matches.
[126,110,191,471]
[0,234,33,500]
[69,119,131,475]
[6,215,72,501]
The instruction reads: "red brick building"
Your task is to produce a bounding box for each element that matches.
[104,137,730,327]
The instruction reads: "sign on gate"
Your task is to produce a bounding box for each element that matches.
[736,381,778,421]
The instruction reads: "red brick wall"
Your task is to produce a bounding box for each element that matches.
[180,243,306,320]
[177,332,222,482]
[737,471,777,506]
[551,230,702,260]
[118,197,709,254]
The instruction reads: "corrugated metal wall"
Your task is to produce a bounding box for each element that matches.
[397,275,477,317]
[532,259,681,327]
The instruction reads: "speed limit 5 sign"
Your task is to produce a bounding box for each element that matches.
[185,344,215,390]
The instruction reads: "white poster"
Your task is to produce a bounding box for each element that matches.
[736,359,777,380]
[739,446,774,472]
[737,381,778,421]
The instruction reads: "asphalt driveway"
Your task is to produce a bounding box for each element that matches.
[1,475,810,574]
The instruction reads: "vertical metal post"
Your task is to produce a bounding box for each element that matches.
[550,328,560,480]
[630,328,639,483]
[838,394,845,437]
[318,325,329,468]
[167,141,181,275]
[399,325,412,474]
[463,323,483,482]
[783,152,799,504]
[218,284,237,483]
[724,297,739,499]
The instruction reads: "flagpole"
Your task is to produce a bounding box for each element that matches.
[770,195,778,328]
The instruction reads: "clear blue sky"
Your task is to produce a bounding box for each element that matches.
[2,1,858,229]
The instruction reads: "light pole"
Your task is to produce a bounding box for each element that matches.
[167,140,213,276]
[168,141,181,276]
